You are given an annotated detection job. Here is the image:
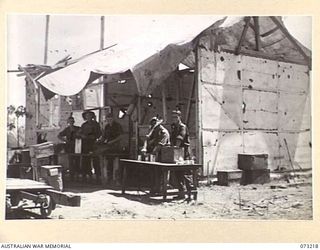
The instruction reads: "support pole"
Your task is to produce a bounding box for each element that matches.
[162,85,167,123]
[236,16,251,55]
[44,15,50,65]
[195,43,203,165]
[253,17,261,51]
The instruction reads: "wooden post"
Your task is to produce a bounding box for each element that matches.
[236,16,251,55]
[195,42,203,165]
[185,74,196,126]
[100,16,105,50]
[162,85,167,123]
[44,15,50,65]
[176,72,181,107]
[269,16,311,68]
[100,16,105,107]
[253,17,261,51]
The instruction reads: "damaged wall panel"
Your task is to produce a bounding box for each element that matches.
[199,37,311,175]
[201,84,241,130]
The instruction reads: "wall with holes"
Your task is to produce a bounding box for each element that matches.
[199,38,311,175]
[25,77,72,146]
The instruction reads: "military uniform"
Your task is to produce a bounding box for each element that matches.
[171,122,190,159]
[79,119,102,180]
[171,121,192,196]
[58,125,81,179]
[147,124,170,154]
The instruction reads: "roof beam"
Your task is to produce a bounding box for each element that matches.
[236,17,251,55]
[253,17,261,51]
[269,16,311,67]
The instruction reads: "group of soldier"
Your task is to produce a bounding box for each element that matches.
[57,108,192,198]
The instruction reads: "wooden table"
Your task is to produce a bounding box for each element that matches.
[65,153,128,185]
[120,159,201,201]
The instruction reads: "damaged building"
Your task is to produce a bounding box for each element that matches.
[19,16,310,183]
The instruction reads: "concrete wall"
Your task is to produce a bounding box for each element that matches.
[199,38,311,175]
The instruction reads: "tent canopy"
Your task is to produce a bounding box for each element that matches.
[37,16,311,97]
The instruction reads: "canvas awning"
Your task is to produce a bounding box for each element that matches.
[38,16,311,97]
[38,16,243,96]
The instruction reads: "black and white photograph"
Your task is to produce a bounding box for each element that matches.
[6,15,312,220]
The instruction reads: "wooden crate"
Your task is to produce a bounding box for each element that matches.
[238,154,268,170]
[217,169,243,186]
[240,169,270,185]
[30,142,55,159]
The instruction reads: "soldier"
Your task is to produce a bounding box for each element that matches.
[57,116,80,181]
[143,117,170,156]
[170,110,192,199]
[78,111,102,183]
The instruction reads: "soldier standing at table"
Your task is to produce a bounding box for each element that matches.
[78,111,102,183]
[57,116,80,181]
[96,112,123,183]
[142,117,170,157]
[142,117,170,193]
[170,110,192,199]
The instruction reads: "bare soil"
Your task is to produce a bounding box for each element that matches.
[49,178,312,220]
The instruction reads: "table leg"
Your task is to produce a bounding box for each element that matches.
[163,169,169,201]
[192,169,198,200]
[121,166,127,194]
[100,156,107,186]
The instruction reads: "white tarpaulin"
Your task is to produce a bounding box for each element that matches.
[38,16,242,96]
[38,16,311,96]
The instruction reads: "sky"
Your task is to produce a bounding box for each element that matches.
[6,15,312,107]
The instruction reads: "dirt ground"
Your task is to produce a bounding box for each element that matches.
[48,177,312,220]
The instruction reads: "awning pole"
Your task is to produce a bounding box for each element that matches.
[162,85,167,123]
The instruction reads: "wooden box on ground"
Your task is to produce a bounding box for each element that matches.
[7,163,33,179]
[39,165,63,191]
[160,147,184,163]
[238,154,268,170]
[217,169,243,186]
[240,169,270,185]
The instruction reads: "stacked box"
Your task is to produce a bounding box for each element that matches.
[240,169,271,185]
[39,165,63,191]
[238,154,270,185]
[217,169,243,186]
[238,154,268,170]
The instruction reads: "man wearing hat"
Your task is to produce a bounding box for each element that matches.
[78,110,102,183]
[142,116,170,194]
[144,116,170,155]
[171,109,192,199]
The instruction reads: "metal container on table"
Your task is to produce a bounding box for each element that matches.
[160,146,184,163]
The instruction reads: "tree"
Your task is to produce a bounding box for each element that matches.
[7,105,30,148]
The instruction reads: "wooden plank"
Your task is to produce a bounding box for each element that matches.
[44,15,50,65]
[46,189,81,207]
[221,45,308,66]
[269,16,311,67]
[185,73,196,126]
[236,17,251,55]
[253,17,261,51]
[261,26,279,37]
[161,85,167,123]
[6,178,52,191]
[195,43,203,165]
